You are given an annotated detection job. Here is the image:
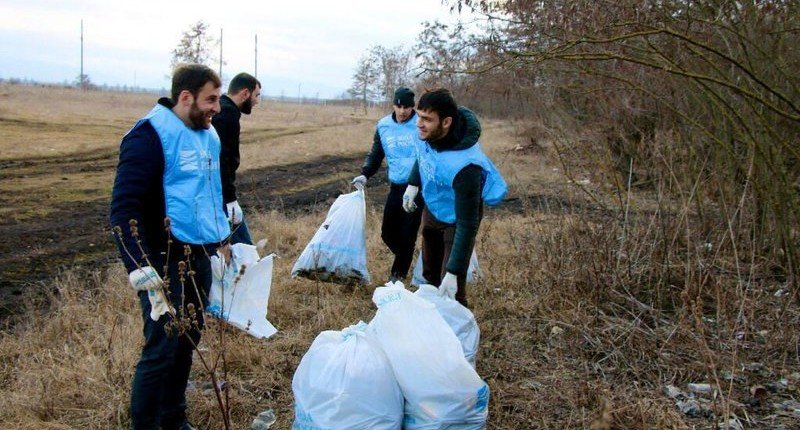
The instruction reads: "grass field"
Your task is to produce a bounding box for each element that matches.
[0,84,797,429]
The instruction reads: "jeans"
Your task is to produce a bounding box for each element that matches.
[130,249,212,430]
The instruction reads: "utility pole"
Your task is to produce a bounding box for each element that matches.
[219,28,223,81]
[254,34,258,78]
[80,19,84,91]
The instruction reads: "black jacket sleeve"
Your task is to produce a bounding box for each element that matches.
[360,129,385,179]
[109,121,166,273]
[407,160,421,187]
[445,164,483,276]
[213,109,241,204]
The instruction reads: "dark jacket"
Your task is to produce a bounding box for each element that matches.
[408,107,483,276]
[109,98,221,273]
[212,94,241,204]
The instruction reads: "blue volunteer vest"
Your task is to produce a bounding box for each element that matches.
[418,142,508,224]
[143,104,230,244]
[376,112,421,184]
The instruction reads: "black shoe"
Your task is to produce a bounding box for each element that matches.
[389,273,406,284]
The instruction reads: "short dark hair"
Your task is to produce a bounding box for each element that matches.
[170,63,221,103]
[417,88,458,122]
[228,72,261,95]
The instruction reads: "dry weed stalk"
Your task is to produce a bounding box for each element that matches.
[112,217,240,429]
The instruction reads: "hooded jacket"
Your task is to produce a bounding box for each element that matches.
[408,107,506,276]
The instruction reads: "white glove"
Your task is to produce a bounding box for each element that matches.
[439,272,458,299]
[147,288,173,321]
[129,266,162,291]
[226,200,243,224]
[402,185,419,213]
[210,254,225,281]
[352,175,367,190]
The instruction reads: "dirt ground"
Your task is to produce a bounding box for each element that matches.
[0,148,379,317]
[0,85,564,317]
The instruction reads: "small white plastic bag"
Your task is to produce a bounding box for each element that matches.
[208,243,277,339]
[292,321,403,430]
[291,189,371,285]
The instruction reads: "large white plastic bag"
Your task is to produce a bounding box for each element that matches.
[291,189,371,285]
[368,283,489,429]
[411,250,481,287]
[415,284,480,368]
[208,243,277,339]
[292,321,403,430]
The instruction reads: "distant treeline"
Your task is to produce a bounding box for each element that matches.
[0,78,376,107]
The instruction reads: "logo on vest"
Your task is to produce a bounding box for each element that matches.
[179,150,199,171]
[179,150,215,172]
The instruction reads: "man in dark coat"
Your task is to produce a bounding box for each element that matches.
[212,72,261,244]
[403,88,507,307]
[110,63,230,430]
[352,87,424,282]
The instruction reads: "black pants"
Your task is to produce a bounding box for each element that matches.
[420,207,481,307]
[130,247,212,430]
[381,183,424,280]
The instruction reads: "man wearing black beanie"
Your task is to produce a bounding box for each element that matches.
[352,87,424,282]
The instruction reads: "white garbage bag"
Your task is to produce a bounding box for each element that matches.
[292,321,403,430]
[368,282,489,429]
[411,250,481,287]
[415,284,480,367]
[291,189,371,285]
[208,243,277,339]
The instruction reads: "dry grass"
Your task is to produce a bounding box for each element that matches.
[0,85,798,429]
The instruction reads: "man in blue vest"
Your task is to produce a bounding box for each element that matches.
[212,72,261,245]
[110,63,231,430]
[352,87,424,282]
[402,88,507,307]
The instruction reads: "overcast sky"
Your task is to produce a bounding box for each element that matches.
[0,0,475,99]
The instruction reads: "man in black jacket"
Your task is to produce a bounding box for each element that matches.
[212,72,261,245]
[352,87,424,282]
[403,88,507,307]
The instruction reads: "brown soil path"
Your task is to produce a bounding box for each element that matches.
[0,153,372,317]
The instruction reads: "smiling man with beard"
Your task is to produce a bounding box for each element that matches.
[402,88,507,308]
[212,72,261,245]
[110,63,230,430]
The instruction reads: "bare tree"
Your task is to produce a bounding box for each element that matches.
[348,53,380,114]
[437,0,800,291]
[369,45,415,105]
[74,73,94,91]
[170,20,220,69]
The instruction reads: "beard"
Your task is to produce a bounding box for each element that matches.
[423,121,447,142]
[189,101,211,129]
[240,97,253,115]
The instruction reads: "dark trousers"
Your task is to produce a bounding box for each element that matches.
[421,208,478,307]
[382,184,424,280]
[130,250,211,430]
